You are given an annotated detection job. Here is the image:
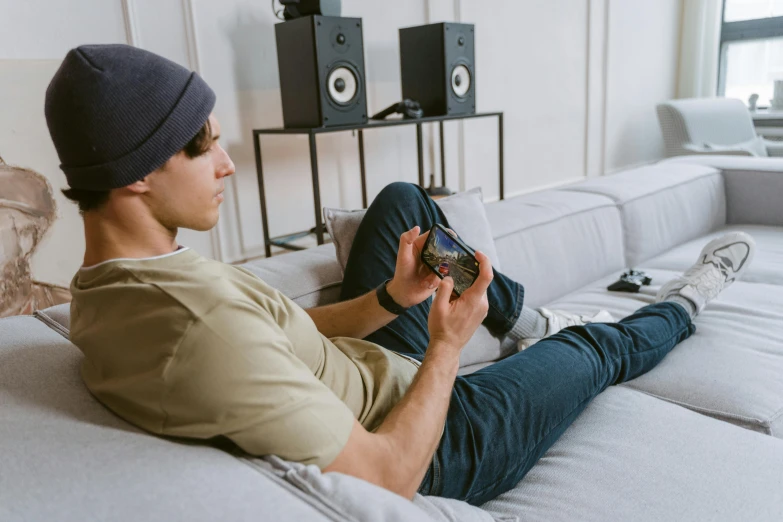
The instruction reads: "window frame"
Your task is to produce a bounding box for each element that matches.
[717,0,783,99]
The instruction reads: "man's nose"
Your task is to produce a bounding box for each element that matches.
[222,158,236,177]
[218,147,235,177]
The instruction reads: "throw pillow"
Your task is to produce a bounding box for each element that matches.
[323,187,501,275]
[251,456,514,522]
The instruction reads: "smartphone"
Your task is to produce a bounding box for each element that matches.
[420,224,480,296]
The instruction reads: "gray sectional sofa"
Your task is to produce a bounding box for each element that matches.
[2,156,783,521]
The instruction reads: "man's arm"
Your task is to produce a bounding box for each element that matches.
[305,226,440,339]
[323,253,493,499]
[304,286,398,340]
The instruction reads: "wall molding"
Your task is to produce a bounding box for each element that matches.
[121,0,140,47]
[584,0,610,178]
[181,0,201,75]
[180,0,226,262]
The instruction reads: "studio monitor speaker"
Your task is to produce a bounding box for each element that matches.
[399,22,475,117]
[275,15,368,128]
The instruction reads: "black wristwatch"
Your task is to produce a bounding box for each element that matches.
[376,278,409,315]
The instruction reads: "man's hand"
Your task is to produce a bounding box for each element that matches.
[323,251,493,499]
[428,251,493,351]
[386,226,442,309]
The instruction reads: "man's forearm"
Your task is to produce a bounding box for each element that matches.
[306,287,397,339]
[370,342,459,498]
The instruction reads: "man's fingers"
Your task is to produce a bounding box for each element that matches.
[432,276,454,311]
[423,271,440,289]
[406,226,420,243]
[398,226,420,261]
[464,250,494,298]
[412,229,430,254]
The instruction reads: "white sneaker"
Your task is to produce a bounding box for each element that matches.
[656,231,756,315]
[517,308,615,350]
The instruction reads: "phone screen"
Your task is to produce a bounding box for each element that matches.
[422,226,480,295]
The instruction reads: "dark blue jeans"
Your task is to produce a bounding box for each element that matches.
[340,182,695,506]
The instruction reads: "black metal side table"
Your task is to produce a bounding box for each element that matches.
[252,111,504,257]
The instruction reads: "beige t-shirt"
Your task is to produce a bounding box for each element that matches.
[69,246,420,468]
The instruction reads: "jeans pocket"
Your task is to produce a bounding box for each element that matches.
[417,464,432,495]
[417,451,442,496]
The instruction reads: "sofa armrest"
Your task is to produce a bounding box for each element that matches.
[723,169,783,226]
[763,139,783,158]
[658,156,783,226]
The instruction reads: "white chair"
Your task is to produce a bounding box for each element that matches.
[656,97,783,158]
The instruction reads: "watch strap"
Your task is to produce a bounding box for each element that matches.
[376,278,409,315]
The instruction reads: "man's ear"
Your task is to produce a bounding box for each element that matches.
[123,177,150,195]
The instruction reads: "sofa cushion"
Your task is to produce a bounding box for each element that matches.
[642,225,783,285]
[1,315,505,522]
[481,386,783,522]
[562,163,726,267]
[545,265,783,437]
[485,190,625,308]
[0,316,333,522]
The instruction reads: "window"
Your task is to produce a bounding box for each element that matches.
[718,0,783,107]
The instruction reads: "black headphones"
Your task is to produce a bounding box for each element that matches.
[371,99,424,120]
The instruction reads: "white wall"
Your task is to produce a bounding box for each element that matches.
[0,0,682,287]
[604,0,683,172]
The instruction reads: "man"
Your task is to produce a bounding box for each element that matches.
[45,45,755,505]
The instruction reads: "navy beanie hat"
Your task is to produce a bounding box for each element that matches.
[44,44,216,191]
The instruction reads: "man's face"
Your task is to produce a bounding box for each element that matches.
[142,114,235,232]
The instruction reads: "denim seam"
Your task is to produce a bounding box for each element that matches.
[613,326,691,361]
[464,306,692,502]
[417,460,432,494]
[465,391,596,503]
[468,318,687,502]
[466,319,681,504]
[431,449,442,496]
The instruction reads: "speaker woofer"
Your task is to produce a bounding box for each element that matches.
[327,65,358,105]
[451,64,471,98]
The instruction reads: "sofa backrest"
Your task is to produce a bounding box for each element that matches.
[562,163,726,267]
[239,242,343,309]
[484,189,625,309]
